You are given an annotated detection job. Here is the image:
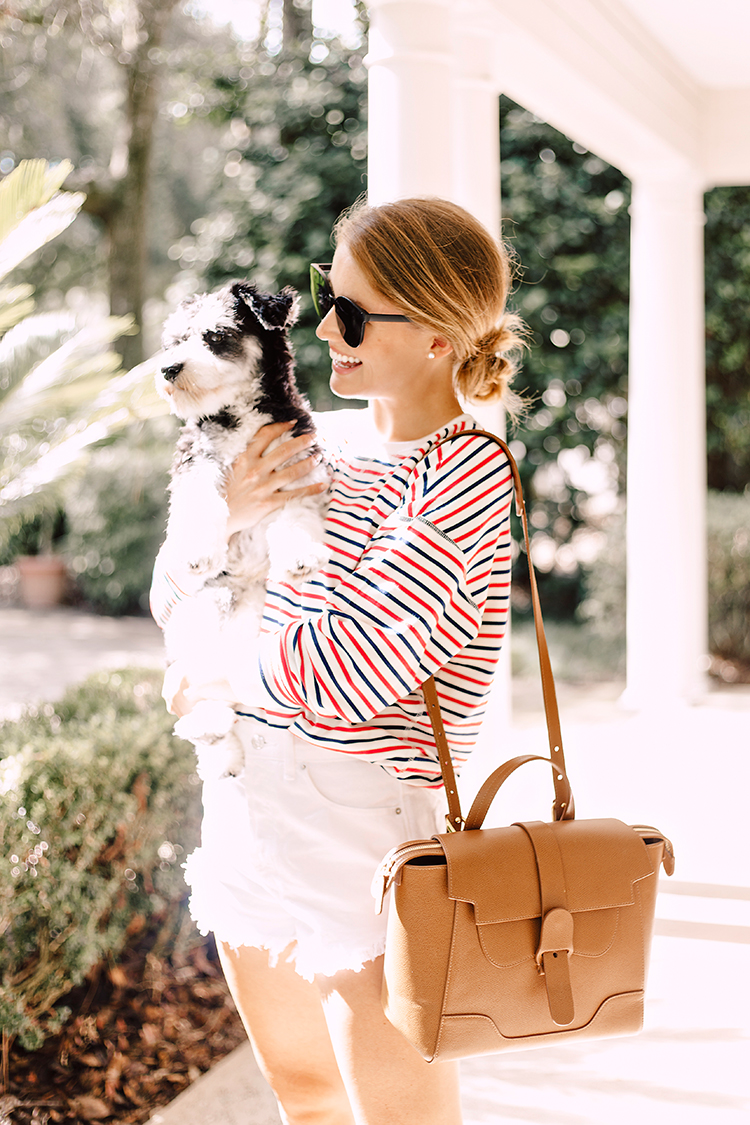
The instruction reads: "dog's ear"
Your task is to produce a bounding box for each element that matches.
[232,283,300,331]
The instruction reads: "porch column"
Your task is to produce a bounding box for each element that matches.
[365,0,453,203]
[451,30,501,238]
[449,30,512,752]
[624,173,707,707]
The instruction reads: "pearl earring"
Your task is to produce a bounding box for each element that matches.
[427,351,436,360]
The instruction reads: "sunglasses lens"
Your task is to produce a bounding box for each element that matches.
[335,297,365,349]
[310,265,334,319]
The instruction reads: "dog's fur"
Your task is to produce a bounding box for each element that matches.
[157,281,329,779]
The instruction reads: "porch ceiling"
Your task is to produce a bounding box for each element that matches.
[458,0,750,185]
[621,0,750,90]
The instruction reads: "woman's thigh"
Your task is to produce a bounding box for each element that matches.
[217,943,462,1125]
[320,956,463,1125]
[218,941,355,1125]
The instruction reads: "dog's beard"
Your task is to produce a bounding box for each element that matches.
[158,336,263,420]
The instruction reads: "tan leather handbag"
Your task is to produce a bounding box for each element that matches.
[372,432,674,1062]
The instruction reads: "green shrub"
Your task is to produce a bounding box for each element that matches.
[707,489,750,665]
[578,491,750,669]
[63,420,175,615]
[0,668,199,1050]
[577,511,626,642]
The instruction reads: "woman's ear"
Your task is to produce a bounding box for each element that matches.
[430,335,453,359]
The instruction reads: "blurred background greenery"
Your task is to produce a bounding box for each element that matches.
[0,0,748,675]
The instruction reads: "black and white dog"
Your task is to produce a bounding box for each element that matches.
[157,281,329,778]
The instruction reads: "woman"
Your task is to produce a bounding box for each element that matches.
[152,197,525,1125]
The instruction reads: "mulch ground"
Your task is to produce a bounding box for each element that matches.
[0,928,248,1125]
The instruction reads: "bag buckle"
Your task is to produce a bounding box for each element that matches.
[535,907,575,1026]
[445,814,464,832]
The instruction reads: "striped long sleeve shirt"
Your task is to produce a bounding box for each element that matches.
[151,411,513,786]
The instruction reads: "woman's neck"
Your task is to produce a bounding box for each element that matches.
[369,393,463,444]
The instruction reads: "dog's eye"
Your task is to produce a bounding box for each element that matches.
[203,330,227,348]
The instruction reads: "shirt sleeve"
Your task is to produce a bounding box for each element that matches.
[256,433,512,724]
[149,541,207,631]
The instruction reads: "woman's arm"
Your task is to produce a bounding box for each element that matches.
[240,435,513,723]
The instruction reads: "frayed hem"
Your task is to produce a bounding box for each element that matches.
[184,849,387,981]
[208,931,387,982]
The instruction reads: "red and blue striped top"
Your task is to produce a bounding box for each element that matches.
[151,411,512,786]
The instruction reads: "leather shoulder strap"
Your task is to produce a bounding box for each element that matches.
[419,428,569,824]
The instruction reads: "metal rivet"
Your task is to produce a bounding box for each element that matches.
[395,807,402,814]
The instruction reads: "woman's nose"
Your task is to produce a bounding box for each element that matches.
[315,307,337,342]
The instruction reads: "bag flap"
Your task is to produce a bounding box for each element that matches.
[437,818,655,924]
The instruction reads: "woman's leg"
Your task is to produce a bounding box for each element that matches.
[218,942,355,1125]
[320,955,463,1125]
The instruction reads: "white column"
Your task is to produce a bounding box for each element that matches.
[450,31,513,779]
[451,30,501,238]
[365,0,454,203]
[624,173,707,708]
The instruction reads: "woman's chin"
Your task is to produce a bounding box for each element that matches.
[329,369,366,399]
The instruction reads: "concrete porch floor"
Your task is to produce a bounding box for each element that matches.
[1,607,747,1124]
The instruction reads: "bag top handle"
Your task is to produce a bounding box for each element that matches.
[418,428,571,827]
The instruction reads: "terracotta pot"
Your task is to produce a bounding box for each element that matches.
[16,555,68,609]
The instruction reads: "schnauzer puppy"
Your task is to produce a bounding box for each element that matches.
[157,280,329,779]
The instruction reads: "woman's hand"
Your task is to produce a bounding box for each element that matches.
[162,661,241,717]
[162,661,193,717]
[223,421,327,539]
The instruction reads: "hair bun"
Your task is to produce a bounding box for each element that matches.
[458,312,528,411]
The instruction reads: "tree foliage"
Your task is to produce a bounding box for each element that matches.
[704,185,750,492]
[166,4,369,404]
[0,0,242,364]
[496,98,631,613]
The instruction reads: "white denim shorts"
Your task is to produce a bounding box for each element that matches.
[184,716,446,981]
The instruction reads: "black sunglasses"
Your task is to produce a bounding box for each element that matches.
[310,263,411,349]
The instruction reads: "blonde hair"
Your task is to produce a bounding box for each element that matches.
[333,197,527,414]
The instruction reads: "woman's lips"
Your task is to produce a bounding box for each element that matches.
[330,348,362,370]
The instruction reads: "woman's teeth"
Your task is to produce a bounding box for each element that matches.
[331,349,361,368]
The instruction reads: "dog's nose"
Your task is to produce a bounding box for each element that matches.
[161,362,184,382]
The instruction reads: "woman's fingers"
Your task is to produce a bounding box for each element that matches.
[223,422,327,537]
[228,446,321,502]
[232,427,318,483]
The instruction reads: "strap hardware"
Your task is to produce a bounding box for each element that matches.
[535,907,576,1026]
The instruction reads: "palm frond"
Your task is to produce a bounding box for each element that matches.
[0,354,168,523]
[0,285,36,336]
[0,159,76,244]
[0,316,134,430]
[0,159,169,538]
[0,190,86,284]
[0,310,77,401]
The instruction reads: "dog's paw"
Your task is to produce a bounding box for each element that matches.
[269,535,328,585]
[192,730,245,782]
[175,703,244,781]
[187,549,228,577]
[174,699,236,741]
[287,544,329,583]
